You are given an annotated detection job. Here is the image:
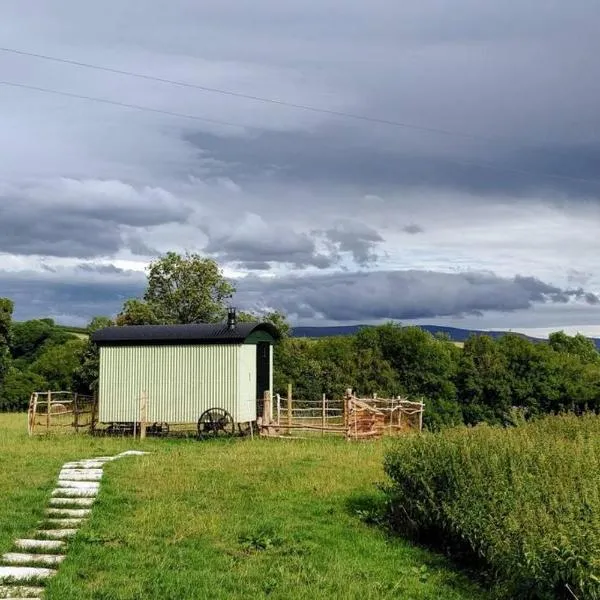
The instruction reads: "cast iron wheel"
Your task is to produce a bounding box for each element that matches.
[197,408,235,438]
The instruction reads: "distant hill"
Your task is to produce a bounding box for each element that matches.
[291,324,600,349]
[52,321,600,349]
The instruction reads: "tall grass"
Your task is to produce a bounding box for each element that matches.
[383,415,600,599]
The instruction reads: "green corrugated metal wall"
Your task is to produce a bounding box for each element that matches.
[98,344,244,423]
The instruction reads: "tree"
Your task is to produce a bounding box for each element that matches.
[144,252,235,324]
[0,367,46,411]
[548,331,600,364]
[0,298,13,390]
[456,335,511,425]
[238,309,291,339]
[30,339,86,391]
[73,316,114,394]
[116,299,158,326]
[353,323,463,430]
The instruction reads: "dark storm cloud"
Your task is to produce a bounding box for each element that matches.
[403,224,424,235]
[0,184,188,258]
[0,208,123,258]
[202,220,335,269]
[235,271,600,322]
[2,265,599,326]
[1,269,145,323]
[187,131,600,198]
[237,261,272,271]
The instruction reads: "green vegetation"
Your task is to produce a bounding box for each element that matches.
[274,323,600,430]
[0,314,89,411]
[116,251,289,335]
[0,298,13,392]
[3,251,600,428]
[383,415,600,599]
[0,413,486,599]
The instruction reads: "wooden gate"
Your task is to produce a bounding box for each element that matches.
[28,391,97,436]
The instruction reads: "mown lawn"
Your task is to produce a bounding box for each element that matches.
[1,413,487,599]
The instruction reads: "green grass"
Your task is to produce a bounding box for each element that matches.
[384,415,600,599]
[1,413,486,599]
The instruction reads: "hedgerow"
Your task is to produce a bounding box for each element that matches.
[383,415,600,599]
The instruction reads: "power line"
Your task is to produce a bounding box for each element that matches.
[0,80,248,130]
[1,79,599,187]
[0,46,549,148]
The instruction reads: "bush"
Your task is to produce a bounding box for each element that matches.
[0,368,47,411]
[383,415,600,599]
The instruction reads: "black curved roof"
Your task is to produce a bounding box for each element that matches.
[91,322,279,346]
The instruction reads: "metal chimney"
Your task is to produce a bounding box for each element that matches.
[227,307,237,330]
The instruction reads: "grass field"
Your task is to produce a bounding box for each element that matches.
[0,413,487,599]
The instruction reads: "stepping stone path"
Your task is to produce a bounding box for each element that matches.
[0,451,148,599]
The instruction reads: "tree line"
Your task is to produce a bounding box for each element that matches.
[276,325,600,429]
[2,252,599,428]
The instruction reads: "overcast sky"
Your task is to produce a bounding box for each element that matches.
[1,0,600,336]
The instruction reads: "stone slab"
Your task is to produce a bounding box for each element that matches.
[0,584,45,598]
[46,508,91,518]
[62,461,104,469]
[2,554,64,567]
[0,566,55,582]
[56,480,100,490]
[14,540,65,552]
[59,470,102,481]
[51,487,97,498]
[48,497,94,507]
[35,530,77,540]
[45,519,84,528]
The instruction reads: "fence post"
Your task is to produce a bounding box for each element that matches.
[322,394,326,437]
[287,383,292,431]
[276,394,281,426]
[140,390,148,440]
[73,392,79,431]
[91,391,98,433]
[28,393,36,436]
[262,391,272,435]
[419,402,424,432]
[344,388,352,429]
[47,390,52,432]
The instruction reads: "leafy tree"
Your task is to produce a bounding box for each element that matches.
[0,298,14,389]
[548,331,600,364]
[30,339,86,391]
[273,338,321,400]
[116,299,159,326]
[238,309,291,339]
[360,324,460,399]
[353,323,462,429]
[142,251,234,324]
[73,317,114,394]
[456,335,512,425]
[9,319,77,372]
[0,367,46,411]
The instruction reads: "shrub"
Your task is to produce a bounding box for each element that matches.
[383,415,600,599]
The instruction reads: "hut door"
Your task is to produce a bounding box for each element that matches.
[256,342,270,400]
